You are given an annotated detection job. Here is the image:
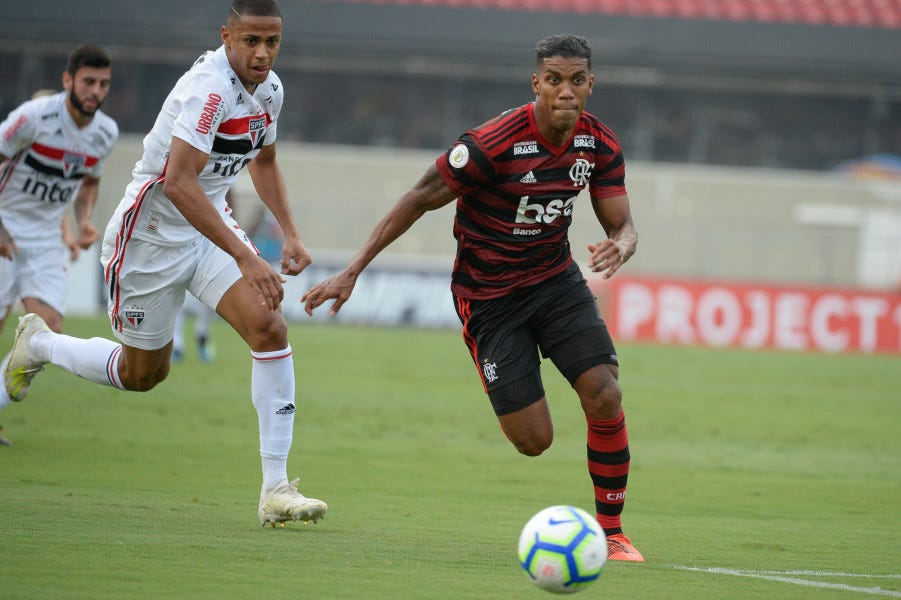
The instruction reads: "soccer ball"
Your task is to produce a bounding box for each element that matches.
[517,505,607,594]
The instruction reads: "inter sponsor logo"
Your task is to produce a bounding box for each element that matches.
[195,93,223,135]
[21,176,77,203]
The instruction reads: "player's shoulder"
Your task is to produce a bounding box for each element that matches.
[467,103,532,156]
[578,110,622,152]
[15,92,64,121]
[182,48,239,101]
[91,110,120,146]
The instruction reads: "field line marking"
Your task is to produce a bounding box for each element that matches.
[670,565,901,597]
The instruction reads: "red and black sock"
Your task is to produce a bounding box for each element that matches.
[586,410,630,536]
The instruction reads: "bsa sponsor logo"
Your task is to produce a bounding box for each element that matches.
[2,114,27,142]
[195,92,223,135]
[513,140,539,155]
[449,143,469,168]
[573,135,596,149]
[515,195,576,224]
[248,116,267,146]
[569,157,595,187]
[62,153,86,178]
[41,111,59,121]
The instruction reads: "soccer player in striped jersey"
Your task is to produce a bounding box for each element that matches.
[0,45,118,444]
[304,34,643,561]
[1,0,327,526]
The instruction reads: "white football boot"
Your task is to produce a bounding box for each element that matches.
[3,314,51,402]
[258,478,328,527]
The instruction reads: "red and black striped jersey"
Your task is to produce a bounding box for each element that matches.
[435,102,626,300]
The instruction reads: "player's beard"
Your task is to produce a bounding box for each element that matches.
[69,88,103,118]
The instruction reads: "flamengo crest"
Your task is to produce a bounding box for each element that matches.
[569,158,595,187]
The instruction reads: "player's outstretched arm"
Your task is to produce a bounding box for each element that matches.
[586,193,637,279]
[302,163,456,316]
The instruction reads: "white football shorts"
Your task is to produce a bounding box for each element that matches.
[0,244,68,317]
[101,223,255,351]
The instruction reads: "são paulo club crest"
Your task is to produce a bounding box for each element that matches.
[248,116,267,147]
[62,152,86,178]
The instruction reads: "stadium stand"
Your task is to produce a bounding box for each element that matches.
[0,0,898,170]
[337,0,901,28]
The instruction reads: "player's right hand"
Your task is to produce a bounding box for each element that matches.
[238,253,286,311]
[0,226,18,260]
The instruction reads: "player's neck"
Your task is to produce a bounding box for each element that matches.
[64,100,94,129]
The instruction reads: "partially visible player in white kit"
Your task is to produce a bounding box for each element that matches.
[1,0,328,525]
[0,45,118,445]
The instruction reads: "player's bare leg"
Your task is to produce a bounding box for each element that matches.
[497,398,554,457]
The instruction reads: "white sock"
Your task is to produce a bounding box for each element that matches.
[0,354,11,409]
[252,345,295,491]
[37,332,125,389]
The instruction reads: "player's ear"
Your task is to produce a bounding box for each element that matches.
[221,25,230,48]
[531,74,539,95]
[61,71,72,92]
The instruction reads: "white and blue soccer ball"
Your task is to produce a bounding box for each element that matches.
[517,505,607,594]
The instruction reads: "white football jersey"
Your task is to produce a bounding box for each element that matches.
[0,92,118,248]
[108,45,284,246]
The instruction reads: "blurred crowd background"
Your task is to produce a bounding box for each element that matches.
[2,0,899,171]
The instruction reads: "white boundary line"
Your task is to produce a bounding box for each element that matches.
[671,565,901,597]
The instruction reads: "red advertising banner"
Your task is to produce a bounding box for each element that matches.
[588,275,901,354]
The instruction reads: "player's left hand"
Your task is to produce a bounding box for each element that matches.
[587,239,632,279]
[302,269,359,317]
[280,237,312,276]
[76,221,99,250]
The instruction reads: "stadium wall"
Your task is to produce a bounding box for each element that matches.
[93,135,901,287]
[65,137,901,353]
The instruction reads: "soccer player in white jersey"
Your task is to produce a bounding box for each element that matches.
[1,0,327,525]
[0,45,118,444]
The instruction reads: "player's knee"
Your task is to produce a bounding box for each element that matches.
[510,430,553,457]
[577,368,623,419]
[247,313,288,350]
[120,363,169,392]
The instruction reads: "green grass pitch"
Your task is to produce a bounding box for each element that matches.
[1,315,899,598]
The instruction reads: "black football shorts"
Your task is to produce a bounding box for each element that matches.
[454,263,618,416]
